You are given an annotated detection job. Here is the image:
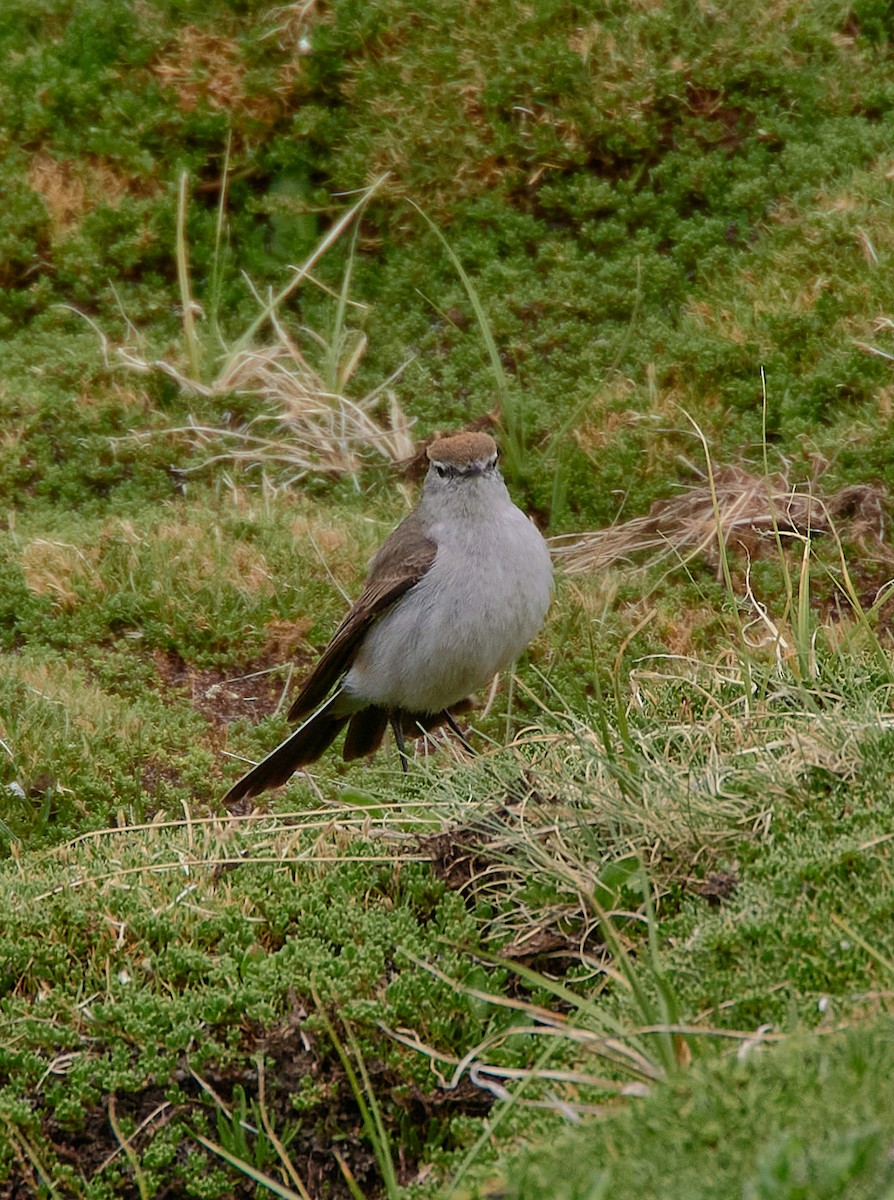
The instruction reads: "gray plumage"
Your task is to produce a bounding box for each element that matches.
[223,431,552,802]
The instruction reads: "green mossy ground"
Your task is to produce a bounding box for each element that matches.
[3,1,894,1196]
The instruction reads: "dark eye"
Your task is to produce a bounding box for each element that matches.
[436,465,448,478]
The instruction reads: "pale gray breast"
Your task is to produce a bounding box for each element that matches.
[345,502,552,712]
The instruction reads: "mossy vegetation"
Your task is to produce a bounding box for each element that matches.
[3,0,894,1196]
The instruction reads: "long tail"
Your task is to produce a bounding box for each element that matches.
[223,695,349,804]
[223,702,468,803]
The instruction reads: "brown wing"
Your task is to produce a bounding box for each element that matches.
[287,512,436,722]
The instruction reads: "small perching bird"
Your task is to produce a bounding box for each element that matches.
[223,431,553,803]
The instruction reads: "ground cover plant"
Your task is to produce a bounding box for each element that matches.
[3,0,894,1195]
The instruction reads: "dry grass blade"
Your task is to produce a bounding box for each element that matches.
[35,800,439,858]
[382,1018,659,1092]
[21,808,431,901]
[80,172,417,482]
[550,464,890,575]
[1,1121,63,1199]
[108,1095,151,1200]
[97,1101,172,1173]
[33,850,428,901]
[108,316,415,482]
[408,663,894,950]
[255,1055,313,1200]
[187,317,416,478]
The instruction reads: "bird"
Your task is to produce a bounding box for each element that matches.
[223,430,553,803]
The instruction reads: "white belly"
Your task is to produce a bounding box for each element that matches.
[343,508,552,714]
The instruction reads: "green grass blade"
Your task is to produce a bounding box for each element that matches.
[231,173,389,356]
[408,199,522,477]
[193,1133,307,1200]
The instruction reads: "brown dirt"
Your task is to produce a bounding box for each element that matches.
[696,869,739,907]
[425,824,502,892]
[151,648,296,726]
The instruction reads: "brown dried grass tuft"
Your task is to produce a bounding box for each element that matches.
[152,26,296,123]
[85,172,414,482]
[551,464,891,576]
[27,152,149,236]
[21,539,103,610]
[151,520,274,595]
[142,319,416,480]
[408,643,894,960]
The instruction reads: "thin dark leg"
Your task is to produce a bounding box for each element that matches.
[444,711,476,755]
[390,712,409,773]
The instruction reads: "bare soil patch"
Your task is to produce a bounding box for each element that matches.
[151,648,295,726]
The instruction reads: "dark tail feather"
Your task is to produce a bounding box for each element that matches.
[343,708,454,763]
[343,707,389,761]
[223,699,349,804]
